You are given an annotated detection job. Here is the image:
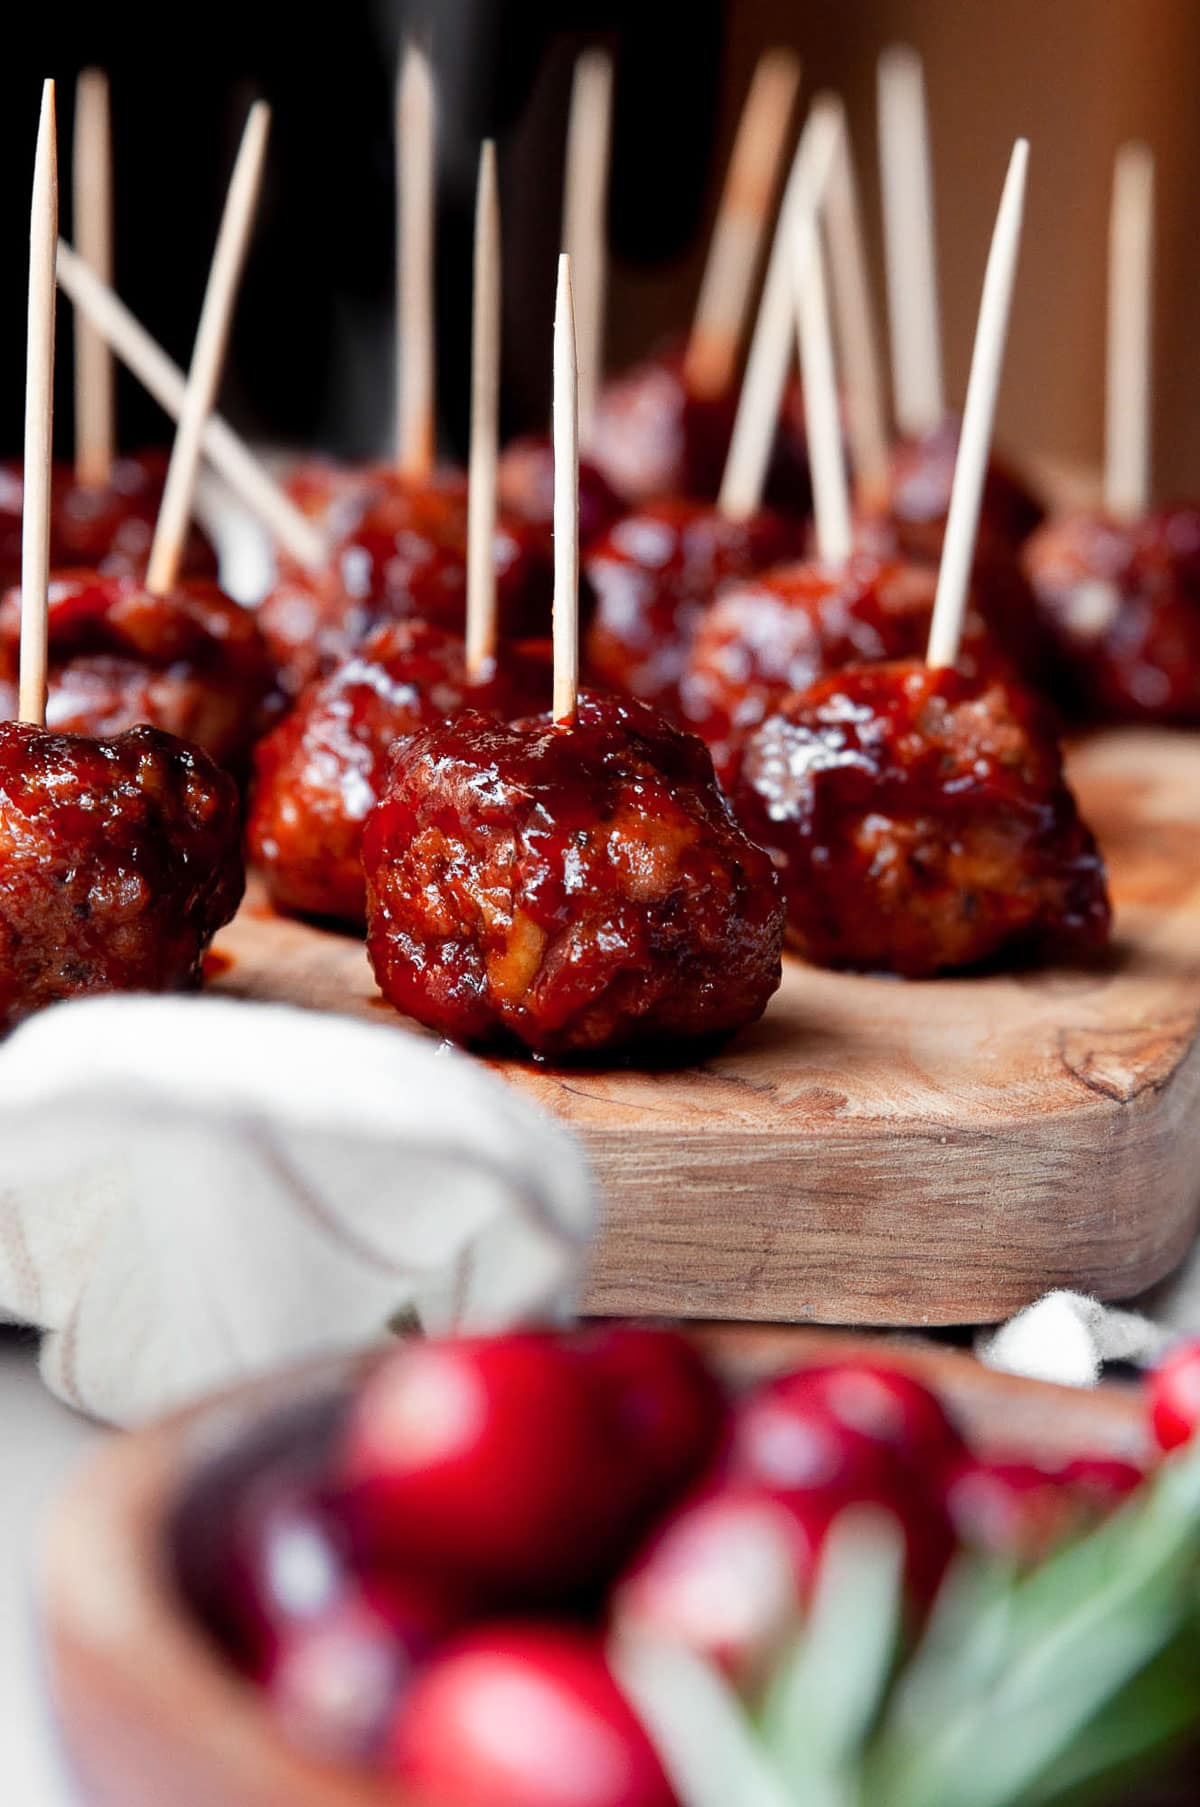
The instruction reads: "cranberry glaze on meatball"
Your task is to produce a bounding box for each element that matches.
[363,692,784,1059]
[729,660,1110,977]
[1023,506,1200,723]
[249,623,551,927]
[584,497,805,715]
[0,721,244,1027]
[0,571,273,770]
[260,471,553,699]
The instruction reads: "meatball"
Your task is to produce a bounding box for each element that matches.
[588,349,737,507]
[681,554,1008,785]
[0,571,274,770]
[1022,506,1200,723]
[881,414,1043,560]
[363,691,784,1059]
[260,472,553,699]
[249,622,552,927]
[498,435,623,547]
[729,660,1111,976]
[584,497,804,715]
[0,451,218,587]
[0,721,244,1027]
[587,349,813,517]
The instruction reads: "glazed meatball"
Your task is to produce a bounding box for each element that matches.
[498,436,623,547]
[0,571,274,771]
[0,571,272,769]
[588,349,737,506]
[1022,506,1200,723]
[363,691,784,1059]
[588,348,813,517]
[681,554,1010,785]
[729,660,1110,976]
[0,721,244,1027]
[0,452,218,587]
[249,622,552,927]
[584,498,804,715]
[880,414,1043,560]
[260,472,553,699]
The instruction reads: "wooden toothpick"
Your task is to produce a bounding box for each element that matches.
[562,49,613,448]
[926,141,1029,671]
[718,97,841,521]
[878,46,944,439]
[145,103,270,598]
[73,68,114,489]
[20,80,58,729]
[396,41,437,481]
[683,48,801,400]
[822,96,890,500]
[56,242,325,571]
[795,210,852,566]
[1105,142,1154,523]
[466,141,500,684]
[552,254,579,725]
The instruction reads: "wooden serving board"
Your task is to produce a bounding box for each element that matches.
[40,1333,1149,1807]
[212,725,1200,1329]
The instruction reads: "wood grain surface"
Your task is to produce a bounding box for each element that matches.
[212,725,1200,1327]
[39,1332,1148,1807]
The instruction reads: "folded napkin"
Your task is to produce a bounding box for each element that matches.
[0,995,595,1426]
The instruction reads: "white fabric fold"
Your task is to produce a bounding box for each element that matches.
[0,995,595,1426]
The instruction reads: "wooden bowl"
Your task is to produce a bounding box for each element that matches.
[40,1327,1150,1806]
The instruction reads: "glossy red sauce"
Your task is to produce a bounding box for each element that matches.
[363,690,784,1058]
[584,497,805,714]
[0,720,244,1027]
[1023,505,1200,722]
[0,451,218,587]
[729,659,1110,976]
[249,623,552,927]
[681,553,1013,784]
[261,468,553,699]
[0,569,274,769]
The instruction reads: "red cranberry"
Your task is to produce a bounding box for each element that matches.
[338,1334,635,1601]
[942,1458,1081,1562]
[264,1575,462,1767]
[730,1374,913,1498]
[767,1363,964,1472]
[728,1378,953,1604]
[170,1391,350,1669]
[574,1326,727,1510]
[387,1624,678,1807]
[1150,1342,1200,1451]
[613,1485,829,1681]
[1055,1455,1144,1508]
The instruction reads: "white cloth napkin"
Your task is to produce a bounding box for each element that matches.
[0,994,595,1426]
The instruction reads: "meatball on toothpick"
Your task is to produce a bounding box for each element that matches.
[0,83,242,1030]
[729,142,1110,976]
[365,257,784,1058]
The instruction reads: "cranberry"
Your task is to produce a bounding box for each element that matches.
[338,1334,637,1601]
[170,1391,350,1669]
[1150,1341,1200,1451]
[613,1485,829,1681]
[264,1575,462,1767]
[1055,1455,1144,1508]
[727,1376,953,1605]
[942,1458,1082,1562]
[574,1326,727,1510]
[730,1373,914,1497]
[766,1363,964,1473]
[387,1624,678,1807]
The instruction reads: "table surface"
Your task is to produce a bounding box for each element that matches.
[0,1331,102,1805]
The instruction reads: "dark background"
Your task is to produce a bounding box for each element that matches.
[8,0,1200,491]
